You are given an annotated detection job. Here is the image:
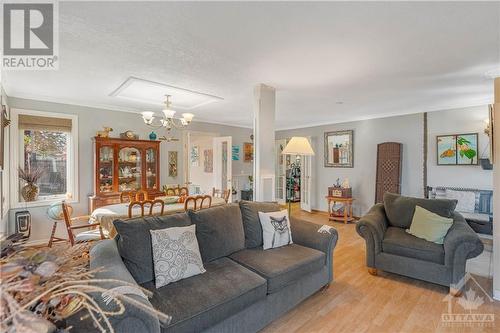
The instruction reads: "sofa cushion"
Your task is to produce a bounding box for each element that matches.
[229,244,325,294]
[382,227,445,264]
[150,225,206,288]
[383,192,457,229]
[113,213,191,284]
[406,206,453,244]
[239,200,281,248]
[259,209,293,250]
[188,204,245,263]
[141,257,267,333]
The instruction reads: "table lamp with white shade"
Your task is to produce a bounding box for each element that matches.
[281,137,315,213]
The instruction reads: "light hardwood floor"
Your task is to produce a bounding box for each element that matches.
[262,208,500,333]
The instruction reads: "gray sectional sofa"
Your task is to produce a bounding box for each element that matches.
[88,201,338,333]
[356,193,483,295]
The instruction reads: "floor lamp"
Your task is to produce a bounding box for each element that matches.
[281,137,315,214]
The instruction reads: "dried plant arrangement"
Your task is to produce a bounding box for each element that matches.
[18,167,45,185]
[1,242,171,333]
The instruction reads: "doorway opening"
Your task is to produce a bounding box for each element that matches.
[275,138,312,212]
[185,131,233,202]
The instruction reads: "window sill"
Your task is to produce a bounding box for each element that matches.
[11,198,79,209]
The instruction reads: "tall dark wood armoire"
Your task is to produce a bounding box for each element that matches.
[375,142,403,203]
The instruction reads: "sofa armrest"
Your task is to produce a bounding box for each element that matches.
[355,204,388,267]
[290,217,338,283]
[87,239,162,333]
[444,212,484,285]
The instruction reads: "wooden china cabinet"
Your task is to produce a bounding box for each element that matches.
[89,137,163,212]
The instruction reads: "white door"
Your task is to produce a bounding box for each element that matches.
[300,144,312,212]
[275,139,287,205]
[213,136,232,202]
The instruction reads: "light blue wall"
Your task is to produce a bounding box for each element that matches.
[277,113,425,215]
[5,97,252,242]
[277,106,493,216]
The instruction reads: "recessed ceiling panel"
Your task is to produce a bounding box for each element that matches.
[110,77,223,109]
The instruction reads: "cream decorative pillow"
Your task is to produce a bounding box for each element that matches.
[150,225,206,288]
[258,209,293,250]
[406,206,454,244]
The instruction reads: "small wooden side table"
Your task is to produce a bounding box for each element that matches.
[326,196,355,224]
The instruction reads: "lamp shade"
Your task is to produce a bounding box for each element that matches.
[282,137,315,156]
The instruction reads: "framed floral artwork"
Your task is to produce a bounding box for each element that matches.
[437,133,478,165]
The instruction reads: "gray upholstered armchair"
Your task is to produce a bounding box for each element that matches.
[356,193,484,296]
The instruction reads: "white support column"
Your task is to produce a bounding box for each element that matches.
[493,77,500,300]
[253,84,276,202]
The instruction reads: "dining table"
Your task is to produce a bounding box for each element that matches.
[91,197,227,238]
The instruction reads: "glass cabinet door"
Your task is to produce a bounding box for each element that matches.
[118,147,142,191]
[145,148,157,190]
[99,146,114,193]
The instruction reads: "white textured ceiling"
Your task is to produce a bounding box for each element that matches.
[3,1,500,129]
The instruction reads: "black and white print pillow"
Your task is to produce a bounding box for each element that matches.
[150,225,206,288]
[258,209,293,250]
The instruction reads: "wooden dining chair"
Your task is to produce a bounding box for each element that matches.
[120,190,149,203]
[179,187,189,196]
[184,195,212,211]
[135,190,149,202]
[212,188,231,203]
[128,199,165,218]
[120,191,135,203]
[48,202,107,247]
[165,188,177,196]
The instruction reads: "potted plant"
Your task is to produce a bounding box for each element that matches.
[18,167,44,202]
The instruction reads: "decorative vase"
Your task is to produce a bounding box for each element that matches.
[149,131,157,140]
[21,183,39,202]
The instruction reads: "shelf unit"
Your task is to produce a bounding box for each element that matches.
[89,137,163,212]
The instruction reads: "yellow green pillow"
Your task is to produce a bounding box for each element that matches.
[406,205,453,244]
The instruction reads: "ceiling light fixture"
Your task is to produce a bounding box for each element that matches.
[141,95,194,140]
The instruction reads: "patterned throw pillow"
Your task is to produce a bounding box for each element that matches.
[150,225,206,288]
[258,209,293,250]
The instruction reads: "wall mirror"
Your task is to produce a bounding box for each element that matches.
[324,130,353,168]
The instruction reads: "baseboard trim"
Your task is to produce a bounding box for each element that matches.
[311,209,360,220]
[494,289,500,301]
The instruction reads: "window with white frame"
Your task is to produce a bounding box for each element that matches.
[11,110,78,207]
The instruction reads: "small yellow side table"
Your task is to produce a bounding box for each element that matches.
[326,196,355,224]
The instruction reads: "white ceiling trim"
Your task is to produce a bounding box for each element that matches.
[275,100,492,131]
[7,91,492,132]
[109,76,224,110]
[6,91,252,129]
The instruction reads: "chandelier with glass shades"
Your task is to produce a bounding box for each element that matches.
[141,95,194,140]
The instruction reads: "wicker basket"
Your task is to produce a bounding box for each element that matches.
[328,186,352,198]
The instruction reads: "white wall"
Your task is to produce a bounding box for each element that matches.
[0,87,10,235]
[253,84,276,201]
[277,106,493,215]
[6,97,252,243]
[492,77,499,301]
[189,134,215,194]
[277,113,424,215]
[427,105,493,189]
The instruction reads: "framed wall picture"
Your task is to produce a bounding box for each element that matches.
[190,146,199,167]
[324,130,353,168]
[437,133,478,165]
[204,149,213,173]
[243,142,253,162]
[168,151,178,177]
[232,145,240,161]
